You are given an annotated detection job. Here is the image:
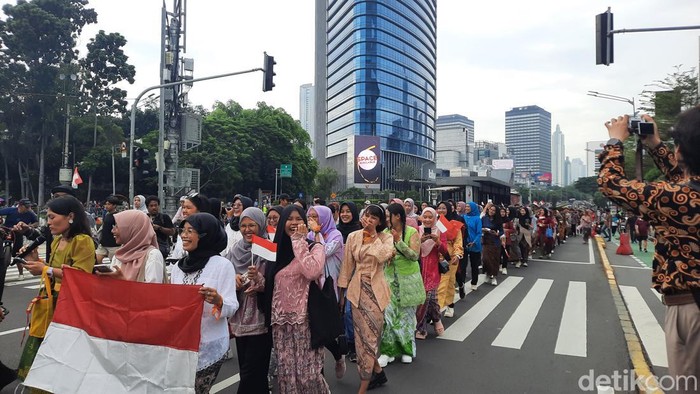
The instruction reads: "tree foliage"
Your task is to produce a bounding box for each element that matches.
[393,162,418,192]
[314,167,338,200]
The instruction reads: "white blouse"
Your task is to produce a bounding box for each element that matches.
[170,255,238,371]
[112,249,165,284]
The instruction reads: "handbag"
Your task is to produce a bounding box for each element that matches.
[545,227,554,238]
[438,260,450,275]
[307,263,344,350]
[27,267,55,339]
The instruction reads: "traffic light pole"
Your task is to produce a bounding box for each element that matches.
[129,67,263,203]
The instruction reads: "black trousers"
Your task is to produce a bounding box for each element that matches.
[235,332,273,394]
[457,252,481,286]
[0,360,16,389]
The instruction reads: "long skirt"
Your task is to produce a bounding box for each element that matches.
[481,244,500,276]
[380,279,417,358]
[416,288,440,336]
[272,321,328,394]
[17,336,51,394]
[195,355,225,394]
[351,276,385,381]
[437,261,459,308]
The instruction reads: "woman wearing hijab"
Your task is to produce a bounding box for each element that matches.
[229,207,272,393]
[536,208,556,258]
[17,196,96,382]
[403,198,420,229]
[378,203,424,367]
[335,201,362,361]
[307,205,347,379]
[263,205,328,393]
[516,207,533,268]
[460,202,483,292]
[338,204,394,392]
[481,203,501,286]
[170,213,238,394]
[133,194,148,213]
[266,205,283,239]
[223,195,254,259]
[435,201,464,318]
[170,193,209,260]
[415,207,448,340]
[109,210,165,283]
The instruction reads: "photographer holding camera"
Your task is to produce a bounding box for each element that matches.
[598,106,700,387]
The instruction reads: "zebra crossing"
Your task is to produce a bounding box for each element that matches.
[441,274,667,368]
[3,269,41,289]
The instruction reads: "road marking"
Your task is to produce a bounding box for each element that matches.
[531,259,593,265]
[4,278,41,287]
[452,274,487,304]
[492,278,553,349]
[0,327,25,336]
[211,373,240,393]
[555,281,587,357]
[611,240,648,268]
[610,265,651,270]
[619,285,668,368]
[650,288,662,303]
[23,284,41,290]
[439,276,523,342]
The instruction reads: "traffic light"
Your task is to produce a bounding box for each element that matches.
[262,52,276,92]
[595,8,614,65]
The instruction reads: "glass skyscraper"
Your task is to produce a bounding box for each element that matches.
[505,105,552,179]
[315,0,437,190]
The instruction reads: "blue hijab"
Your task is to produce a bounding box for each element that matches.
[462,202,482,252]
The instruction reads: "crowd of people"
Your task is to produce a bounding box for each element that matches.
[0,184,661,394]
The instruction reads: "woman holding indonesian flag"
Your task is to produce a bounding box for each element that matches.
[435,201,464,318]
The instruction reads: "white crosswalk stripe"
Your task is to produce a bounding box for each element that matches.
[441,277,666,367]
[3,269,41,288]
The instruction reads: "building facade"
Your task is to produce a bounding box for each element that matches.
[314,0,438,190]
[586,141,606,177]
[435,114,474,170]
[571,157,587,184]
[505,105,552,180]
[552,124,565,187]
[299,83,315,158]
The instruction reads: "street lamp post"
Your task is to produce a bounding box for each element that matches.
[59,72,77,185]
[462,127,469,169]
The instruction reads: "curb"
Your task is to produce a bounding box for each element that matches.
[594,236,663,394]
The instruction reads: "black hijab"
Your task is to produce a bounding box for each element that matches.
[178,213,228,274]
[263,205,308,326]
[229,195,254,231]
[438,200,462,222]
[336,201,361,242]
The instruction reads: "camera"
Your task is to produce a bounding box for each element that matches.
[628,116,654,136]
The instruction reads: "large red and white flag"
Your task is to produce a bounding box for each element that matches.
[71,167,83,189]
[436,215,450,233]
[252,234,277,261]
[24,269,203,393]
[267,225,276,241]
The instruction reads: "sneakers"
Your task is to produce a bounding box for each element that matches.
[470,284,478,291]
[347,350,357,363]
[368,370,388,390]
[502,268,507,275]
[400,355,413,364]
[415,331,427,340]
[459,285,466,299]
[444,307,454,318]
[523,262,528,267]
[18,274,25,281]
[335,356,346,379]
[490,276,498,286]
[377,354,394,368]
[515,262,521,268]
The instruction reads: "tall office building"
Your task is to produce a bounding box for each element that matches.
[435,114,474,170]
[505,105,552,179]
[564,156,572,187]
[552,124,565,186]
[571,158,586,184]
[314,0,438,190]
[299,83,315,158]
[586,141,606,176]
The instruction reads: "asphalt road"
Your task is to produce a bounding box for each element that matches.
[0,236,667,393]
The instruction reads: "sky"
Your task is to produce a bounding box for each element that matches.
[78,0,700,164]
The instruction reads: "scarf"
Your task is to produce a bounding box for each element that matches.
[307,205,343,252]
[336,201,361,242]
[263,205,308,326]
[229,195,253,231]
[404,198,418,219]
[419,207,440,257]
[178,213,228,274]
[134,195,148,213]
[230,207,267,274]
[114,210,158,281]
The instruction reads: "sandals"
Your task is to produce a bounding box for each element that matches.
[435,321,445,336]
[415,331,427,340]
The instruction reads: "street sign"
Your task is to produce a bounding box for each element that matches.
[280,164,292,178]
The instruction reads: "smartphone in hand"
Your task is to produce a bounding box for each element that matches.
[424,227,432,235]
[93,264,115,274]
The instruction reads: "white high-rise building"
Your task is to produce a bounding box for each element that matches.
[436,114,475,170]
[299,83,314,158]
[571,158,587,183]
[564,156,572,186]
[552,125,565,187]
[505,105,551,179]
[586,141,606,176]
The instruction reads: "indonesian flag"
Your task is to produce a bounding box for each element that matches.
[71,167,83,189]
[24,269,203,393]
[437,215,464,240]
[252,234,277,261]
[267,225,276,241]
[436,215,450,233]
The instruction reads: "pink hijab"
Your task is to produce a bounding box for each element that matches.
[419,207,441,257]
[114,210,158,281]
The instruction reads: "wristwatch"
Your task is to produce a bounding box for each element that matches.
[606,138,623,148]
[47,267,54,278]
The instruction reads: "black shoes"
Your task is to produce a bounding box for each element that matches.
[459,285,466,299]
[368,370,387,390]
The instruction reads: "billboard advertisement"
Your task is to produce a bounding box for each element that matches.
[354,135,381,185]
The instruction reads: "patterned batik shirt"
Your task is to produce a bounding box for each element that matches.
[597,142,700,294]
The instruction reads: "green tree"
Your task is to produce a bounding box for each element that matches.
[314,167,338,200]
[573,176,599,195]
[393,162,418,192]
[339,187,366,199]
